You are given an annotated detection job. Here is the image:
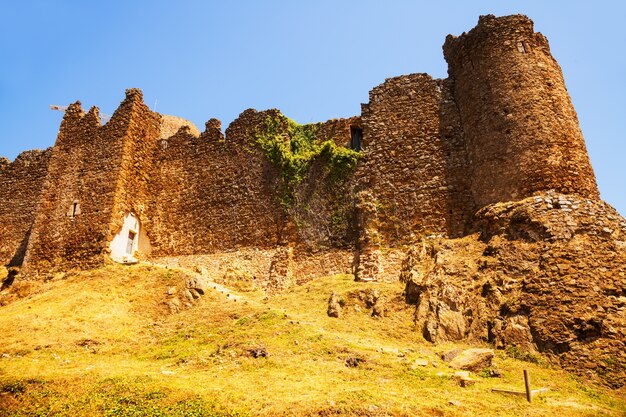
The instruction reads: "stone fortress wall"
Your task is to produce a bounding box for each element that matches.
[0,14,600,281]
[147,111,286,256]
[0,150,51,268]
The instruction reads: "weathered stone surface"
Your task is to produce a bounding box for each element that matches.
[355,74,472,244]
[402,193,626,387]
[327,291,342,318]
[440,348,463,363]
[0,12,620,390]
[449,349,494,372]
[443,14,598,207]
[185,275,207,294]
[0,149,51,267]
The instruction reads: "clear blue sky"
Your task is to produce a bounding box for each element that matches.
[1,1,624,215]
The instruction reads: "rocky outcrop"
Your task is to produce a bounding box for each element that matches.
[400,192,626,387]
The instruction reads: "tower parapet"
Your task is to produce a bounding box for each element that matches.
[444,14,599,207]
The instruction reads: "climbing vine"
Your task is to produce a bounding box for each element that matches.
[255,116,360,208]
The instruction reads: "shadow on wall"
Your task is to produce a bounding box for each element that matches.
[438,79,474,237]
[8,226,32,267]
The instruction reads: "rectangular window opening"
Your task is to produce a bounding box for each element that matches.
[350,127,363,152]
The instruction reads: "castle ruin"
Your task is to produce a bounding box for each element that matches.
[2,14,626,388]
[0,14,599,279]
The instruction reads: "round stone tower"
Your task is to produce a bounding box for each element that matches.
[443,14,599,208]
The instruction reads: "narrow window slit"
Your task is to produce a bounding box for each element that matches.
[350,127,363,152]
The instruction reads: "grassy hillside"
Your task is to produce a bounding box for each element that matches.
[0,264,624,416]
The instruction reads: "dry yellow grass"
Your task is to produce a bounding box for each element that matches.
[0,264,624,416]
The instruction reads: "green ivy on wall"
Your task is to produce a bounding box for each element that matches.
[255,116,360,208]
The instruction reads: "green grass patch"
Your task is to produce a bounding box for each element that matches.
[0,264,624,416]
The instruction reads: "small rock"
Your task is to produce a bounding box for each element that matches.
[249,346,269,358]
[166,286,177,295]
[186,275,207,294]
[380,347,400,356]
[449,348,494,372]
[327,292,342,318]
[440,348,463,363]
[459,378,476,388]
[453,371,470,379]
[371,297,387,317]
[167,298,181,313]
[453,371,475,387]
[183,290,195,302]
[448,400,462,407]
[358,288,380,308]
[194,266,208,277]
[413,359,429,367]
[345,356,365,367]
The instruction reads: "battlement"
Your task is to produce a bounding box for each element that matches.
[0,14,600,280]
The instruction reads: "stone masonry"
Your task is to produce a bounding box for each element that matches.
[1,13,623,387]
[0,14,601,279]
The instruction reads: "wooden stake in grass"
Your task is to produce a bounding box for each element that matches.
[524,369,531,403]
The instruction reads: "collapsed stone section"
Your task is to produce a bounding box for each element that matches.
[443,14,599,207]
